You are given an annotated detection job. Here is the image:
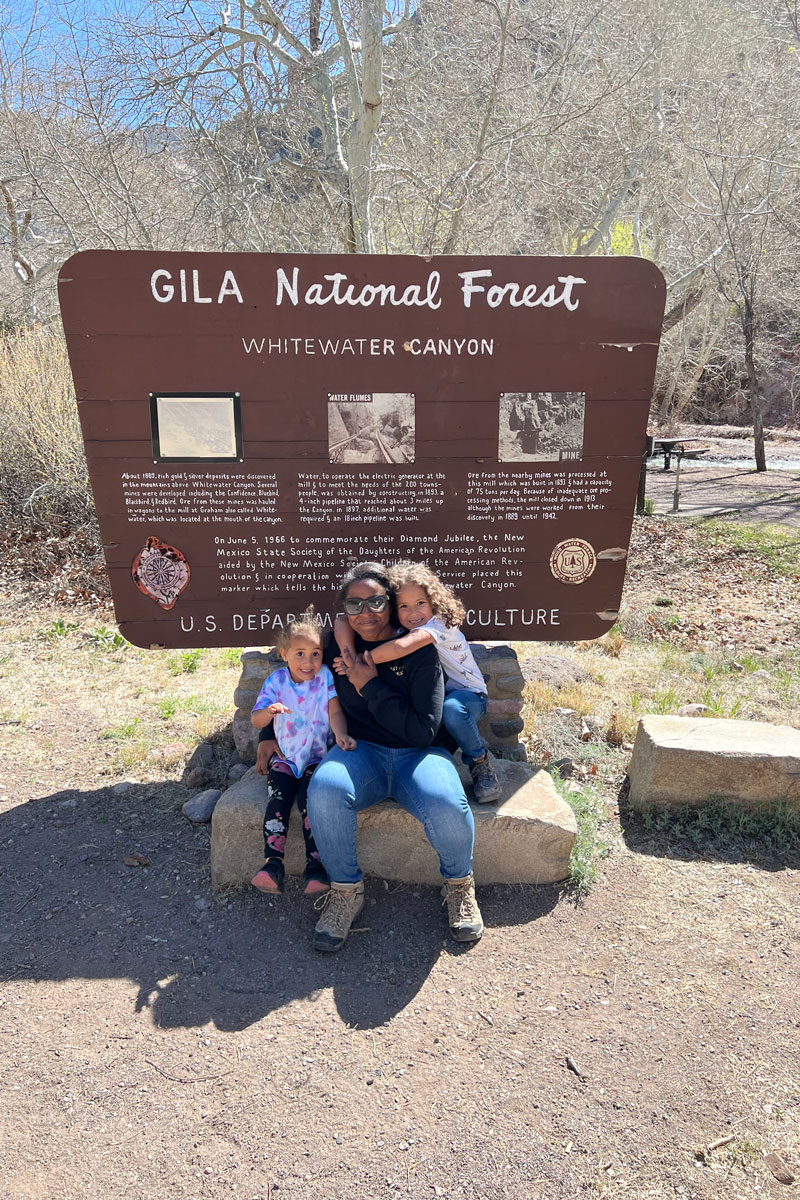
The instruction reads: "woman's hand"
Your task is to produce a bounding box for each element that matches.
[340,644,377,694]
[336,732,357,751]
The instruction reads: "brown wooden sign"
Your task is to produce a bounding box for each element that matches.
[58,251,665,648]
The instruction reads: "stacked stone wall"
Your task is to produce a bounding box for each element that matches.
[232,643,526,763]
[471,644,527,762]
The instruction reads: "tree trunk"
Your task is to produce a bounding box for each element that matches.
[346,0,383,253]
[742,298,767,472]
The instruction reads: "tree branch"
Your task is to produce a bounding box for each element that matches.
[204,25,299,72]
[241,0,312,64]
[329,0,362,112]
[573,154,643,256]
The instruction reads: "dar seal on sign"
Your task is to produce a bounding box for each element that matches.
[132,536,191,610]
[550,538,596,585]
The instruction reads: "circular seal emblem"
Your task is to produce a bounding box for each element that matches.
[132,537,191,610]
[550,538,597,585]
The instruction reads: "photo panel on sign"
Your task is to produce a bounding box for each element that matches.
[150,392,243,463]
[498,392,586,463]
[328,392,415,464]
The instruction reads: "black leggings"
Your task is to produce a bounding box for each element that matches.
[262,764,322,869]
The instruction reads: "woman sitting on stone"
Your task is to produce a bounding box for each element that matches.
[257,561,482,953]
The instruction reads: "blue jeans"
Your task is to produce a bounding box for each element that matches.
[306,742,474,885]
[442,689,488,765]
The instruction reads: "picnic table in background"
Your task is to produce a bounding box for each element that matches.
[649,436,710,470]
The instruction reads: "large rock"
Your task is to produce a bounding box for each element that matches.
[471,645,527,761]
[211,758,576,889]
[628,715,800,810]
[182,789,222,824]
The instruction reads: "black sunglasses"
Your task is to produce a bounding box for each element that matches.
[342,594,391,615]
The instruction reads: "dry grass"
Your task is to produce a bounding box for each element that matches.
[0,326,91,525]
[517,519,800,779]
[0,603,244,790]
[522,634,800,769]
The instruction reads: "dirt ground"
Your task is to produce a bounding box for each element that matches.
[1,469,799,1199]
[646,464,800,525]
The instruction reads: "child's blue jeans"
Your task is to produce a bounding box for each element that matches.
[442,689,489,765]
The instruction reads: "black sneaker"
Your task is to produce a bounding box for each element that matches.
[250,859,285,894]
[303,860,330,897]
[469,751,501,804]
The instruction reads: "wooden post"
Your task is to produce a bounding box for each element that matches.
[636,435,653,514]
[672,452,683,512]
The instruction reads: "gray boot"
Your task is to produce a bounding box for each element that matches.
[442,875,484,943]
[312,881,365,953]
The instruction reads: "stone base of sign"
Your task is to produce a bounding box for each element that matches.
[628,715,800,810]
[232,643,527,764]
[210,756,576,890]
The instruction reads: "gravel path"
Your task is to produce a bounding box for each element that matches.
[646,464,800,524]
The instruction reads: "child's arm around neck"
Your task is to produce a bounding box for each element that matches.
[333,612,434,667]
[368,626,434,664]
[333,613,356,658]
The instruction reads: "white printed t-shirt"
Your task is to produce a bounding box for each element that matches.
[251,665,337,777]
[421,618,487,695]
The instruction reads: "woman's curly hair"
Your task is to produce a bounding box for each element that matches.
[274,606,323,652]
[387,561,465,629]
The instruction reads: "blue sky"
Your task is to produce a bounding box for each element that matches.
[3,1,413,119]
[5,1,415,42]
[8,0,142,21]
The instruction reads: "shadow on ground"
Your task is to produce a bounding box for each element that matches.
[616,778,800,873]
[0,782,561,1032]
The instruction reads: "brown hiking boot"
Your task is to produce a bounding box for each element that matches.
[312,881,365,953]
[442,874,484,943]
[469,751,501,804]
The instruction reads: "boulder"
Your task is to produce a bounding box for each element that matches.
[628,715,800,810]
[232,709,259,763]
[182,789,223,824]
[185,742,216,771]
[211,758,576,889]
[185,766,212,789]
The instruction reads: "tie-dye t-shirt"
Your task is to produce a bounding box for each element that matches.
[251,665,337,778]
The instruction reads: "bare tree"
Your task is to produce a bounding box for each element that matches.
[109,0,419,254]
[672,27,799,466]
[1,0,799,450]
[0,4,203,323]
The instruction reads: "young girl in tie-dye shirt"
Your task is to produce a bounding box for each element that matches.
[250,611,355,896]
